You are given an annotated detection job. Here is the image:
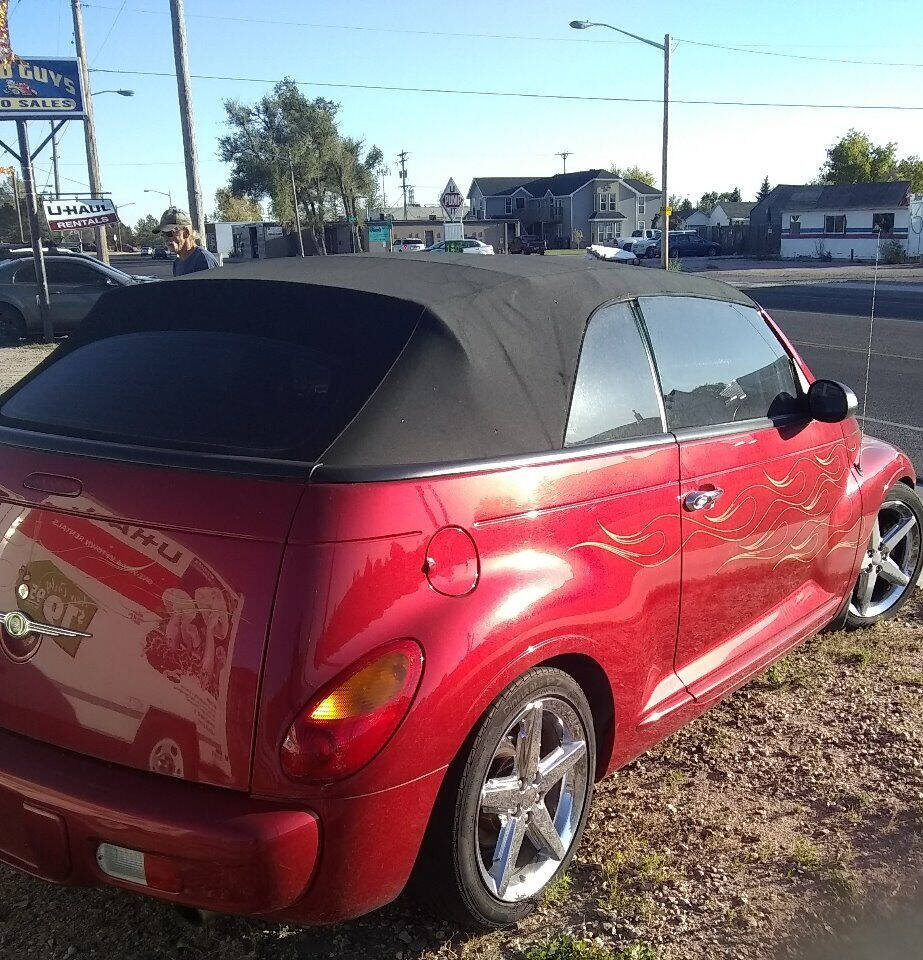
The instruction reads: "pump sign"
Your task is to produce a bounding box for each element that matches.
[0,57,85,120]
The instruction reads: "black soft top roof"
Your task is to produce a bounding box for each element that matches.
[115,254,756,470]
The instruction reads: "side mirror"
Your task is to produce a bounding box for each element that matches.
[808,379,858,423]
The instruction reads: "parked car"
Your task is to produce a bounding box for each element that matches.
[587,241,639,264]
[424,238,495,255]
[653,231,720,259]
[153,246,178,261]
[509,235,546,255]
[0,255,157,341]
[623,228,662,258]
[397,238,426,253]
[0,256,918,930]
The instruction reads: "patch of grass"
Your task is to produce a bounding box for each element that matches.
[752,656,812,691]
[666,256,684,271]
[897,669,923,687]
[526,938,659,960]
[546,248,584,255]
[543,871,572,905]
[819,631,886,670]
[790,839,858,898]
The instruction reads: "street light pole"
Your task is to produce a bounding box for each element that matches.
[144,187,173,207]
[570,20,670,268]
[71,0,110,264]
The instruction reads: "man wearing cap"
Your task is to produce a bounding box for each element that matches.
[154,207,219,276]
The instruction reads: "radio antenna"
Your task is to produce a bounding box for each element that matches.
[858,229,882,472]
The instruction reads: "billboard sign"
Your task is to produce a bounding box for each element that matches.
[368,221,392,247]
[0,57,84,120]
[43,198,118,231]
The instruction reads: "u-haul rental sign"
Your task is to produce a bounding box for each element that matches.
[43,198,118,231]
[0,57,85,119]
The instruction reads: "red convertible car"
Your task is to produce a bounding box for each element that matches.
[0,255,918,929]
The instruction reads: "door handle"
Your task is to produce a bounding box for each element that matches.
[683,488,724,511]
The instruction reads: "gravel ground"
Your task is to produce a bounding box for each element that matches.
[0,345,920,960]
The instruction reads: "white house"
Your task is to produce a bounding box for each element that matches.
[711,201,755,226]
[467,170,661,248]
[780,182,913,259]
[681,209,710,228]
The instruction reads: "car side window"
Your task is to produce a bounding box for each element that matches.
[565,301,664,447]
[638,296,801,431]
[48,261,107,285]
[13,263,34,283]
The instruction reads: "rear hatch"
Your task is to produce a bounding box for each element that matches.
[0,449,300,790]
[0,277,418,790]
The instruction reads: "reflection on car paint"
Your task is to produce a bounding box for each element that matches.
[0,496,242,780]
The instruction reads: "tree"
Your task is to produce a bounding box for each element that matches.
[0,178,27,244]
[757,175,771,201]
[609,164,657,187]
[667,194,694,223]
[220,78,340,254]
[698,188,741,213]
[895,156,923,192]
[819,129,896,185]
[212,187,263,222]
[326,138,382,252]
[132,214,160,248]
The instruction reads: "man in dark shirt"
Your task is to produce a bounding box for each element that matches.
[153,207,220,276]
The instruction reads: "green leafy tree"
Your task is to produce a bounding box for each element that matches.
[212,187,263,222]
[757,175,772,201]
[132,214,160,248]
[609,164,658,187]
[698,188,741,213]
[895,156,923,191]
[326,138,382,252]
[820,129,896,184]
[220,78,340,254]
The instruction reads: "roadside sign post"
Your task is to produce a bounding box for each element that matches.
[0,56,88,342]
[368,221,392,250]
[15,121,52,342]
[440,177,464,254]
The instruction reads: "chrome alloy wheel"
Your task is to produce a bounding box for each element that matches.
[475,697,589,902]
[849,497,921,619]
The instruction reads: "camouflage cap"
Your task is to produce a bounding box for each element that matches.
[153,207,193,233]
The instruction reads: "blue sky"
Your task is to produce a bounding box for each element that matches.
[9,0,923,226]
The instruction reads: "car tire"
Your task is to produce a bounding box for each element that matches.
[844,483,923,630]
[416,666,596,928]
[707,247,718,257]
[0,304,26,345]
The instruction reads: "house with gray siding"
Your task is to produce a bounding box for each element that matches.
[467,170,661,249]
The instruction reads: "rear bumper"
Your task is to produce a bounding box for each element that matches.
[0,727,447,924]
[0,728,319,917]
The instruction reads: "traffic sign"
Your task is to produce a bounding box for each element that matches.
[440,177,463,221]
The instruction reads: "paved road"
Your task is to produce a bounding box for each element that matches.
[745,284,923,473]
[114,253,175,279]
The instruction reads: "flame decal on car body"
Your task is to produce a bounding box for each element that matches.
[572,445,860,571]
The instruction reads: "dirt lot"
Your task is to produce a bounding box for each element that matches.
[0,345,920,960]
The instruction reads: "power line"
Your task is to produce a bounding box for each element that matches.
[679,37,923,69]
[94,0,128,59]
[77,6,923,66]
[89,67,923,111]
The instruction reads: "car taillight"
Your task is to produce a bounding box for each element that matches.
[281,639,424,783]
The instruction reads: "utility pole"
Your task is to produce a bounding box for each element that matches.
[169,0,205,237]
[661,34,670,269]
[397,149,409,221]
[50,122,61,197]
[16,123,52,342]
[71,0,109,263]
[555,150,572,174]
[10,168,23,243]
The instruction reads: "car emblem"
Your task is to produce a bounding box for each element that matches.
[0,610,91,663]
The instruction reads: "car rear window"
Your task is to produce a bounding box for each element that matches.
[0,280,419,462]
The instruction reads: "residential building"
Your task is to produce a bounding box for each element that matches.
[775,182,913,259]
[467,169,661,248]
[711,201,756,226]
[681,209,710,228]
